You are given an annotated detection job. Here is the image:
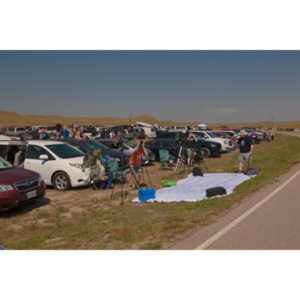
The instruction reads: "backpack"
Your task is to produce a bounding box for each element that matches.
[206,186,227,198]
[193,167,203,176]
[244,168,260,176]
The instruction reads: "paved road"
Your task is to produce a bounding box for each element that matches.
[173,135,300,250]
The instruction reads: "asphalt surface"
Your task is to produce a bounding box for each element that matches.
[173,134,300,250]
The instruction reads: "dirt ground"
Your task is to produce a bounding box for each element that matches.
[0,162,180,227]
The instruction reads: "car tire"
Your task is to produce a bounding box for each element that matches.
[200,147,211,158]
[53,171,71,191]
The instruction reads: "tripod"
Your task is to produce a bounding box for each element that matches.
[111,164,153,205]
[175,146,187,172]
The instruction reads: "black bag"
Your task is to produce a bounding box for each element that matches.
[244,168,260,176]
[193,167,203,176]
[206,186,227,198]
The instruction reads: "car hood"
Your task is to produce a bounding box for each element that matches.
[209,137,226,144]
[0,168,40,184]
[106,149,128,158]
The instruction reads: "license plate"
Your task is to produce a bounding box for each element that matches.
[26,190,37,199]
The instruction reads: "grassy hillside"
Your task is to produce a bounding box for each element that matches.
[0,110,300,129]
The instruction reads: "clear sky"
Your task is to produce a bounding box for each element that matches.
[0,51,299,123]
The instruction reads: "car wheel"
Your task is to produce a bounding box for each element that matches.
[201,147,211,158]
[53,171,71,191]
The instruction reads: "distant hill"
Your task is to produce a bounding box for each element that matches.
[0,110,299,129]
[0,110,179,127]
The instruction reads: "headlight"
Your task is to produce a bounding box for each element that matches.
[69,162,82,168]
[211,144,217,148]
[0,184,14,192]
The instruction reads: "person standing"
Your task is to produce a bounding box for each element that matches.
[129,141,148,186]
[55,123,62,139]
[40,128,49,140]
[270,128,275,141]
[237,130,254,172]
[185,132,197,167]
[61,125,70,139]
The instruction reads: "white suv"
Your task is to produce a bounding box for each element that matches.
[0,140,90,191]
[194,131,233,152]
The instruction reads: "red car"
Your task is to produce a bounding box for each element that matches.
[0,157,45,212]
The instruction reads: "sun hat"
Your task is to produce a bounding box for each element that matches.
[239,130,248,136]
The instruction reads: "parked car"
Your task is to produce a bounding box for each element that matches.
[145,138,220,161]
[144,138,195,161]
[156,131,185,139]
[192,131,233,152]
[0,140,91,191]
[0,156,45,212]
[154,132,221,158]
[212,131,238,148]
[65,139,129,168]
[5,126,27,137]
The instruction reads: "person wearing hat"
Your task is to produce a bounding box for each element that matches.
[237,130,254,172]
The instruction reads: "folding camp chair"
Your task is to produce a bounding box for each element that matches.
[105,159,129,201]
[159,149,173,170]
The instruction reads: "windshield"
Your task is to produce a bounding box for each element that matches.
[0,157,13,169]
[125,141,137,148]
[208,132,218,138]
[86,140,109,151]
[223,132,233,137]
[46,143,84,159]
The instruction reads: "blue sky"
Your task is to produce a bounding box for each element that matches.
[0,51,299,123]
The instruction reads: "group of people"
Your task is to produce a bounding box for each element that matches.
[39,124,87,140]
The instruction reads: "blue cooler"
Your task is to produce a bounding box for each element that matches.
[138,188,156,202]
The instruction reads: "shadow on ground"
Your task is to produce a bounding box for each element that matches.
[0,197,51,218]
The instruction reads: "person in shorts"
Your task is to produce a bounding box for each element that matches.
[129,140,148,186]
[237,130,254,172]
[185,132,197,167]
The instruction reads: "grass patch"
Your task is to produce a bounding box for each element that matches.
[36,211,50,219]
[56,206,69,214]
[1,134,300,249]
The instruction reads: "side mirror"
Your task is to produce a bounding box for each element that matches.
[39,154,48,160]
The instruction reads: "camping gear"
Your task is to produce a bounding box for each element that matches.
[206,186,227,198]
[106,158,129,201]
[138,188,156,202]
[132,173,253,203]
[192,167,203,176]
[163,181,176,187]
[159,149,173,169]
[244,168,260,176]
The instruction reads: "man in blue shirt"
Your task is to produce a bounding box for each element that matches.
[61,125,70,139]
[237,130,254,172]
[40,128,49,140]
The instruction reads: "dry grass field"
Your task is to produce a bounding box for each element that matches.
[1,134,300,249]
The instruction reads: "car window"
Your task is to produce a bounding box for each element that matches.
[86,140,109,151]
[0,145,8,159]
[0,157,12,169]
[26,145,55,160]
[69,143,85,153]
[46,143,84,159]
[208,132,218,138]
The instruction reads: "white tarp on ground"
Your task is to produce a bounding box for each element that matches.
[133,173,253,203]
